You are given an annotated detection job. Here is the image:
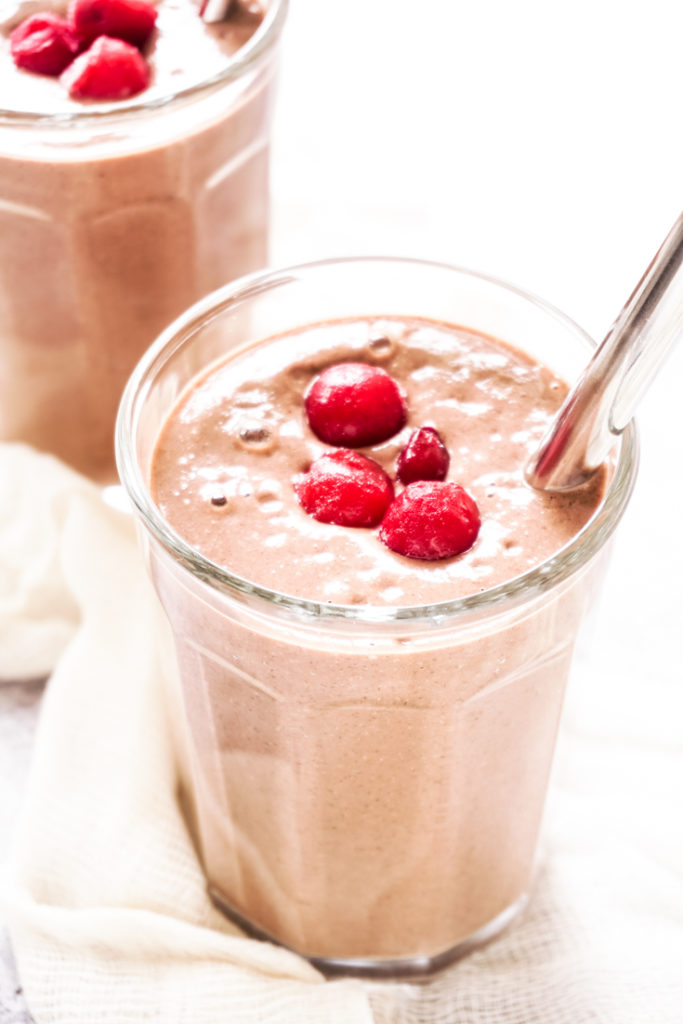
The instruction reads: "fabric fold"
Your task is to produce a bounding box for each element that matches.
[0,443,373,1024]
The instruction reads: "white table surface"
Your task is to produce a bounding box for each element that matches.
[1,0,682,1019]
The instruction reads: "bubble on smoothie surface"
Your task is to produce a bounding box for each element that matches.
[366,320,403,362]
[237,422,275,453]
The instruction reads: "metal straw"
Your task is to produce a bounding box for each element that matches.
[526,213,683,491]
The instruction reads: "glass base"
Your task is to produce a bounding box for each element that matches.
[209,888,528,980]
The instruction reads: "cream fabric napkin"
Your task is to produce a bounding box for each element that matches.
[0,441,681,1024]
[0,443,373,1024]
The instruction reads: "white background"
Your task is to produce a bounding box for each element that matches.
[269,3,683,1006]
[271,0,683,691]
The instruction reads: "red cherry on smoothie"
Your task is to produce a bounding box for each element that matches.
[61,35,149,99]
[68,0,158,49]
[397,426,450,485]
[10,14,81,76]
[305,362,407,447]
[294,449,394,528]
[379,480,480,560]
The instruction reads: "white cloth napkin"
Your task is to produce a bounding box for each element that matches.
[0,443,373,1023]
[0,441,681,1024]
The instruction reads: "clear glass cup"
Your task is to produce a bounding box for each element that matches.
[116,258,638,979]
[0,0,287,481]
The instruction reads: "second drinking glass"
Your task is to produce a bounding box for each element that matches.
[0,0,287,479]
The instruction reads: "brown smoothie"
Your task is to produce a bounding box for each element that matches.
[147,316,607,964]
[152,317,604,604]
[0,0,283,479]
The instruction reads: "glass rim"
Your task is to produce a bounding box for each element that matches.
[0,0,288,128]
[116,255,639,626]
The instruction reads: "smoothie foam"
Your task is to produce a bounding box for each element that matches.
[152,317,606,605]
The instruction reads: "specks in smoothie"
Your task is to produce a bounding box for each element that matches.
[542,376,564,400]
[237,422,275,453]
[503,538,522,557]
[204,487,233,512]
[256,480,283,514]
[366,321,402,362]
[366,334,397,361]
[477,472,534,509]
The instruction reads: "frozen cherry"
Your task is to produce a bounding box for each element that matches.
[10,14,81,76]
[61,36,149,100]
[294,449,394,528]
[305,362,407,447]
[397,426,450,484]
[379,480,480,560]
[68,0,158,48]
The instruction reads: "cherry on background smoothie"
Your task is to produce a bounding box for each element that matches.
[0,0,287,480]
[116,259,638,977]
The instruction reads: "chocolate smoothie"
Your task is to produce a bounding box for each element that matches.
[153,318,605,604]
[149,318,605,963]
[0,0,286,479]
[117,259,637,975]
